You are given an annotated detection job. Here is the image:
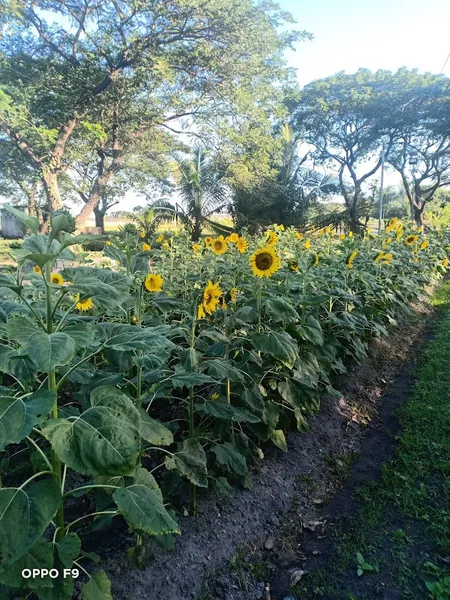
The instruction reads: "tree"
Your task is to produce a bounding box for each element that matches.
[384,71,450,225]
[291,69,403,232]
[232,124,338,231]
[0,0,306,230]
[151,146,230,240]
[0,140,42,217]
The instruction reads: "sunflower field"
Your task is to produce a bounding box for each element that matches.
[0,208,449,599]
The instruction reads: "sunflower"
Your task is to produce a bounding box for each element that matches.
[348,232,353,238]
[230,287,238,303]
[142,243,151,251]
[106,240,112,246]
[33,265,42,274]
[420,240,429,250]
[289,259,299,272]
[50,272,64,285]
[201,280,223,314]
[219,296,227,310]
[192,243,201,253]
[162,240,169,250]
[277,224,285,232]
[304,239,311,249]
[339,233,346,240]
[131,315,137,323]
[205,236,213,247]
[318,229,324,237]
[140,231,146,239]
[197,303,206,319]
[295,232,303,240]
[405,234,418,246]
[250,246,280,278]
[210,392,220,401]
[211,236,228,255]
[386,217,400,233]
[144,273,163,292]
[325,226,332,235]
[75,294,94,312]
[236,237,248,253]
[443,258,449,269]
[346,250,358,269]
[156,234,164,243]
[313,253,320,267]
[375,251,393,265]
[229,232,239,243]
[264,230,277,246]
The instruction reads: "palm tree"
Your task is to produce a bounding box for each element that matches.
[149,146,230,241]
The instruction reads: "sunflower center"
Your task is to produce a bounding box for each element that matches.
[214,241,223,250]
[255,252,273,270]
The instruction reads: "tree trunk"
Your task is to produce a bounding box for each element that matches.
[42,171,63,214]
[94,206,106,233]
[75,169,117,231]
[413,203,424,227]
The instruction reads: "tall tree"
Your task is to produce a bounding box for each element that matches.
[0,0,305,230]
[232,124,338,230]
[291,69,401,232]
[383,70,450,225]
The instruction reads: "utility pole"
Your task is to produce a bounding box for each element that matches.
[378,146,385,235]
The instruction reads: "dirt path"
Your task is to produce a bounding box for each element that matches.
[101,290,445,600]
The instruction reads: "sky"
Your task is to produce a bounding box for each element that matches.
[282,0,450,86]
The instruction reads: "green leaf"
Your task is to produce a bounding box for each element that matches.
[139,409,173,446]
[0,273,22,292]
[0,389,56,451]
[170,370,215,389]
[202,358,245,382]
[0,479,61,567]
[62,322,95,351]
[165,438,208,487]
[113,468,180,535]
[3,205,39,234]
[26,331,76,372]
[265,297,298,323]
[212,442,247,477]
[103,324,174,352]
[196,400,260,423]
[0,540,53,589]
[6,316,39,345]
[42,387,140,476]
[270,429,287,452]
[81,570,113,600]
[56,533,81,568]
[251,331,298,368]
[291,315,324,346]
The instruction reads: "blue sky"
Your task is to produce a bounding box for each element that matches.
[282,0,450,85]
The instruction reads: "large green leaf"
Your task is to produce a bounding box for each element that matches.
[170,370,215,389]
[104,325,175,352]
[56,533,81,568]
[165,438,208,487]
[6,316,40,345]
[139,409,173,446]
[251,331,298,368]
[81,570,113,600]
[0,540,53,589]
[201,358,245,382]
[62,322,95,351]
[26,331,76,373]
[0,479,61,567]
[196,400,260,423]
[0,389,56,451]
[265,297,298,324]
[0,273,22,293]
[113,468,180,535]
[291,315,324,346]
[42,386,140,476]
[212,443,247,477]
[270,429,287,452]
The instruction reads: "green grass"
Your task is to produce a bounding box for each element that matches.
[294,280,450,599]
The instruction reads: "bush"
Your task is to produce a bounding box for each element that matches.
[81,238,105,252]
